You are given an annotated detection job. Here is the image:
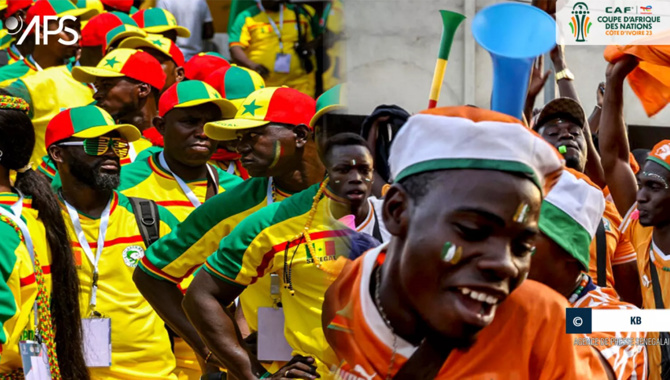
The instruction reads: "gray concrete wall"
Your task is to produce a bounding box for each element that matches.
[342,0,670,127]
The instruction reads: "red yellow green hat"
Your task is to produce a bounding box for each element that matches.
[103,23,146,52]
[100,0,132,12]
[184,52,230,81]
[81,11,137,47]
[45,105,141,148]
[75,0,103,15]
[26,0,98,25]
[6,0,33,17]
[310,83,346,128]
[118,34,185,67]
[72,48,167,90]
[204,87,316,141]
[132,8,190,38]
[203,65,265,108]
[158,80,237,119]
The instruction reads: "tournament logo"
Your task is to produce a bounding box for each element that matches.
[122,245,145,268]
[569,2,592,42]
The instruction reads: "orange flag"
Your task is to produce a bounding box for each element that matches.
[604,32,670,117]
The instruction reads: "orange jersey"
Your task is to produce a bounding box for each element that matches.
[323,245,608,380]
[572,277,647,379]
[621,203,664,380]
[588,201,637,289]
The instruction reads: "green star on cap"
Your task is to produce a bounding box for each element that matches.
[151,39,164,47]
[104,57,120,68]
[243,100,262,116]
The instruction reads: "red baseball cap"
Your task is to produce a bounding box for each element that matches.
[184,52,230,81]
[81,11,136,47]
[6,0,33,18]
[26,0,98,26]
[72,48,166,90]
[204,87,316,141]
[100,0,132,12]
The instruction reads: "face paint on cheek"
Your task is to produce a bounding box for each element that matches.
[442,242,463,264]
[268,140,283,169]
[513,203,530,224]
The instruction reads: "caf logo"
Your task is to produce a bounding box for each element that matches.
[122,246,145,268]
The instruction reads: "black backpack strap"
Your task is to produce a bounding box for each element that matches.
[596,220,607,287]
[128,197,161,247]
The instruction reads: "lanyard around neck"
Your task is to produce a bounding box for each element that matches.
[62,194,112,310]
[257,1,285,51]
[159,151,216,208]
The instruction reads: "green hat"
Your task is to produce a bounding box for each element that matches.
[104,24,146,52]
[310,84,346,128]
[158,80,237,119]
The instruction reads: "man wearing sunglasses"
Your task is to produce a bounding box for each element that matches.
[133,86,324,376]
[46,105,181,380]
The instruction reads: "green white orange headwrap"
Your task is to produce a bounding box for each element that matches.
[647,140,670,173]
[539,168,605,270]
[390,106,564,195]
[310,83,346,128]
[0,95,29,113]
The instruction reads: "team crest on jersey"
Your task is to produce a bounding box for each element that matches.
[602,218,611,232]
[122,245,145,268]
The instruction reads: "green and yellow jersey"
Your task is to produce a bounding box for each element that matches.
[0,55,41,87]
[5,62,94,168]
[229,3,318,97]
[203,183,354,375]
[59,191,179,380]
[118,152,244,222]
[0,193,52,374]
[140,177,294,333]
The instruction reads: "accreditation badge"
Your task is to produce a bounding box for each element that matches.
[274,53,292,73]
[19,340,51,380]
[82,317,112,367]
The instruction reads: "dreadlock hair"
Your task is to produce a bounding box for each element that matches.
[0,90,90,379]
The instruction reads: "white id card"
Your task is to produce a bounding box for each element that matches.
[19,340,51,380]
[257,307,293,361]
[82,318,112,367]
[274,54,291,73]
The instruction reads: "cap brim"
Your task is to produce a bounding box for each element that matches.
[174,98,238,119]
[144,25,191,38]
[310,104,346,128]
[72,123,142,142]
[62,7,99,21]
[204,118,270,141]
[117,37,155,51]
[72,66,124,84]
[108,30,147,48]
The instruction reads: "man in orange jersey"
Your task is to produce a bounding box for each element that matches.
[530,168,645,379]
[599,54,670,380]
[322,106,609,379]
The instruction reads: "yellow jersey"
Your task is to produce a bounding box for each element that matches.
[60,191,180,380]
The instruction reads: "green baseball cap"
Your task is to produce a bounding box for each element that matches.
[45,105,141,148]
